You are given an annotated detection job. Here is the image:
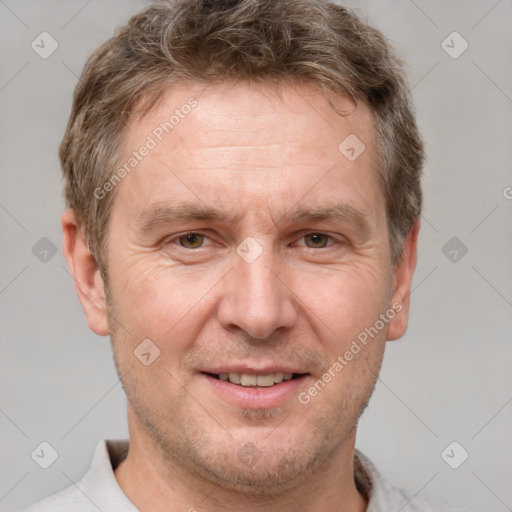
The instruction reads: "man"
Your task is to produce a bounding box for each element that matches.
[24,0,469,510]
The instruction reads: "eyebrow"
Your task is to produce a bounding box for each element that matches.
[135,201,373,237]
[136,202,228,232]
[285,203,372,237]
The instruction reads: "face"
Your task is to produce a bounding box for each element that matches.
[75,82,416,494]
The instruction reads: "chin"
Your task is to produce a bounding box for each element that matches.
[176,424,347,498]
[194,448,321,496]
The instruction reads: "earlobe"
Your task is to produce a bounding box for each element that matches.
[386,220,420,341]
[61,209,110,336]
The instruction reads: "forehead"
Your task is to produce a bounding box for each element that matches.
[133,81,376,159]
[113,81,383,228]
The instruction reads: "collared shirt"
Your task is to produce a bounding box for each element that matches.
[22,439,470,511]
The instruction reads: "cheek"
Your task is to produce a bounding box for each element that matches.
[108,238,392,361]
[294,261,391,348]
[107,265,218,406]
[109,261,221,351]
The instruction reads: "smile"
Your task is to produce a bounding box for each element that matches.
[201,370,310,409]
[206,372,300,387]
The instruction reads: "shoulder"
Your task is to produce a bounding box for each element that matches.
[20,484,91,512]
[389,486,471,512]
[19,439,132,512]
[354,450,473,512]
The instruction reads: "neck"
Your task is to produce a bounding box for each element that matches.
[114,409,367,512]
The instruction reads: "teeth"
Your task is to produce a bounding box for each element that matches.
[229,372,241,384]
[240,374,257,386]
[218,372,298,386]
[256,374,275,387]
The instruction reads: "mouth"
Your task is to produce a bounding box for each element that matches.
[203,371,307,388]
[199,367,311,409]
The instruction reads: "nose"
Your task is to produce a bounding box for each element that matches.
[216,247,298,340]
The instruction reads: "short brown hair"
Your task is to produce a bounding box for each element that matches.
[60,0,424,278]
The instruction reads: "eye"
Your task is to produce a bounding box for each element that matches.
[177,233,206,249]
[301,232,334,249]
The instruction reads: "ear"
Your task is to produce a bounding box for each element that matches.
[386,220,420,341]
[61,209,110,336]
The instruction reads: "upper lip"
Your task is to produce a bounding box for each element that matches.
[201,366,308,375]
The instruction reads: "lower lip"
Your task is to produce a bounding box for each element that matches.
[202,373,309,409]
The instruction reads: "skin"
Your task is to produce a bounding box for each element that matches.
[62,81,419,512]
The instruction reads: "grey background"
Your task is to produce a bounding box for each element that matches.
[1,0,511,511]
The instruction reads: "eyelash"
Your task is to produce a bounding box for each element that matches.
[165,231,339,250]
